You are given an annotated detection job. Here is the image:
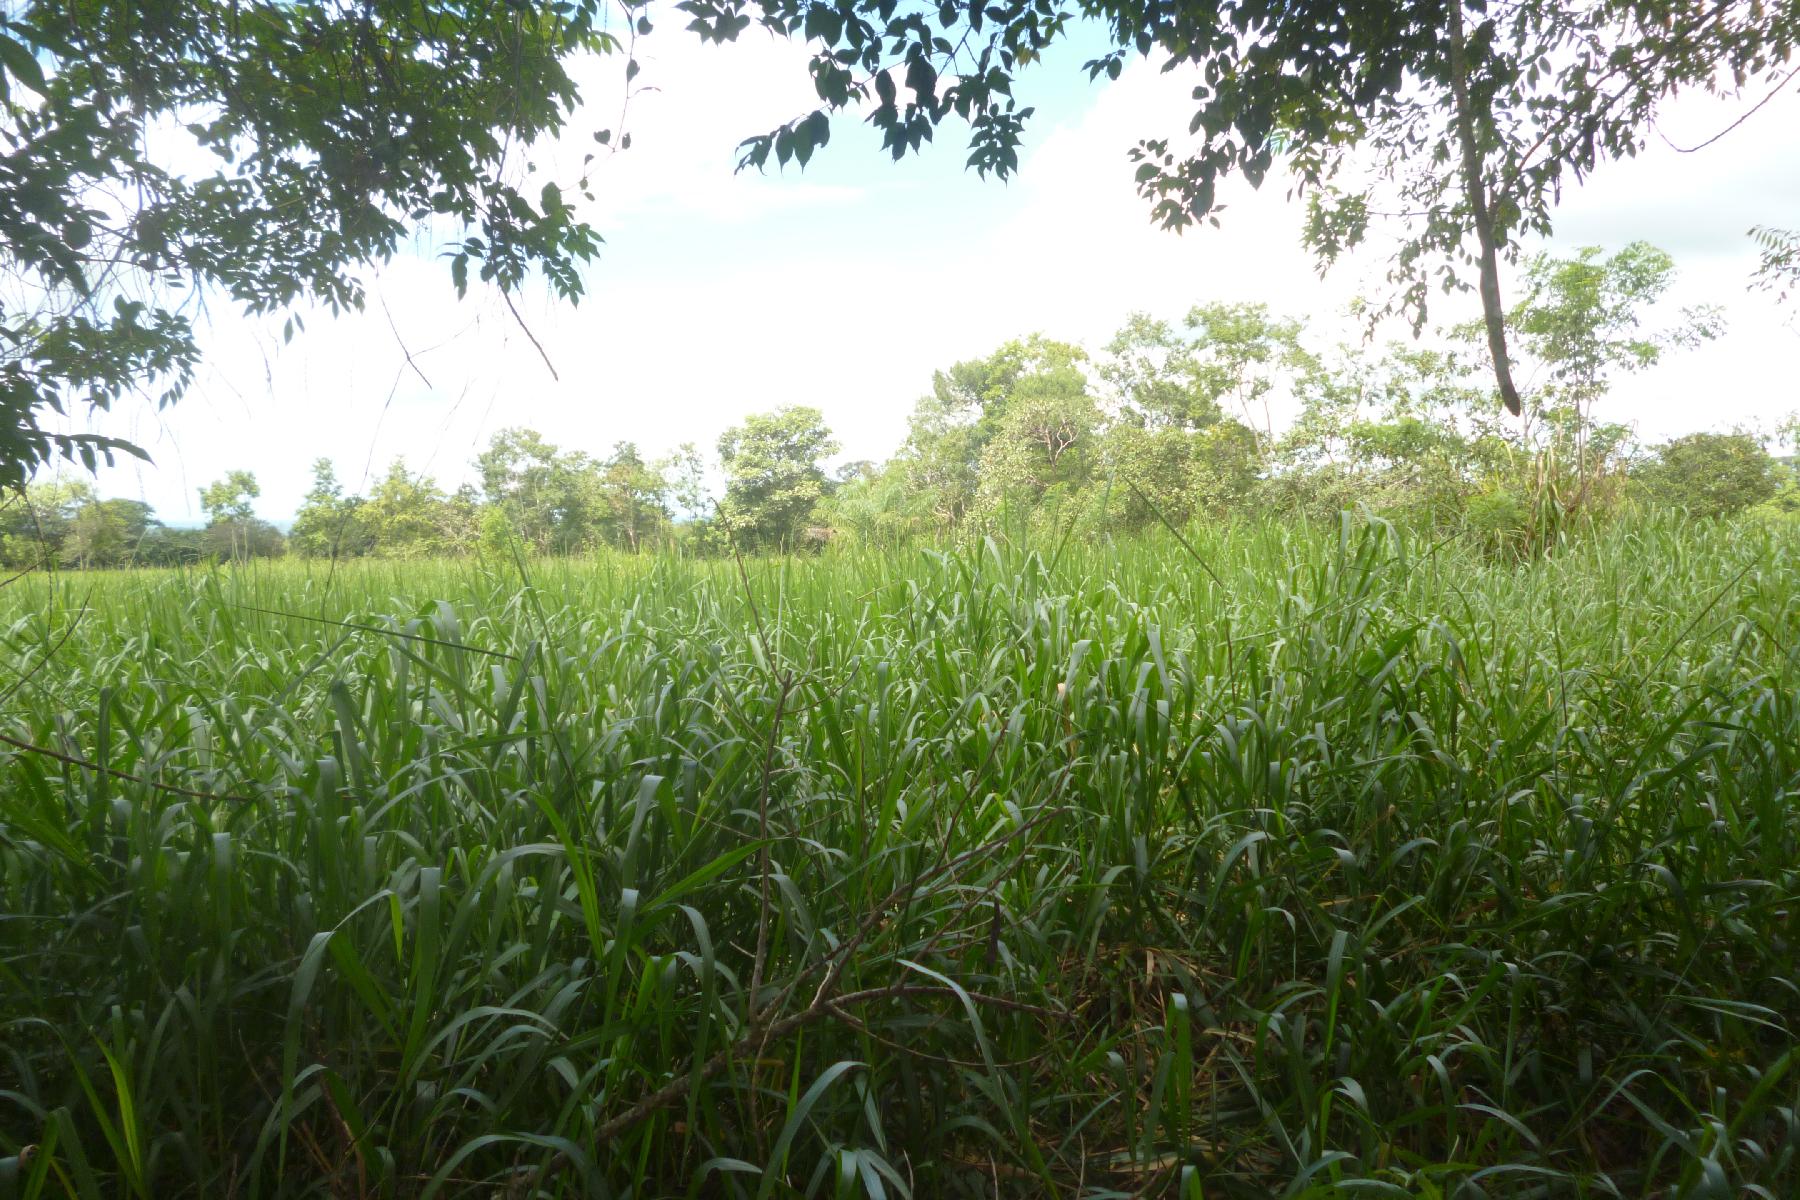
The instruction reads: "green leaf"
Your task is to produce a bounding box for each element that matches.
[0,31,46,93]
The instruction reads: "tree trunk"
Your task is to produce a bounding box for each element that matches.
[1448,1,1523,417]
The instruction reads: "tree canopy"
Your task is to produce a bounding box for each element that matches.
[0,0,624,487]
[716,405,839,548]
[1633,431,1780,520]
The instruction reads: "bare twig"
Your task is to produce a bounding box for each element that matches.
[0,730,255,804]
[0,599,87,709]
[748,672,794,1017]
[1126,481,1237,680]
[0,556,46,589]
[1658,63,1800,154]
[232,603,518,660]
[501,289,559,381]
[733,551,772,660]
[593,982,1066,1143]
[379,290,436,389]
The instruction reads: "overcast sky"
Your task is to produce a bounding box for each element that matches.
[64,12,1800,523]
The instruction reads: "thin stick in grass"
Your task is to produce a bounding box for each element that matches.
[0,730,256,804]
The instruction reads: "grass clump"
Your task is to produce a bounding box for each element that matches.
[2,514,1798,1197]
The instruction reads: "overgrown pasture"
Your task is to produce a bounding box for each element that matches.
[2,517,1798,1197]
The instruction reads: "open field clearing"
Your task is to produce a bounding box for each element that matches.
[3,516,1799,1197]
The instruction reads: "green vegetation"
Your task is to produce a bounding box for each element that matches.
[1754,227,1800,302]
[5,6,1795,1195]
[0,0,618,487]
[715,407,839,551]
[7,242,1789,573]
[6,0,1793,487]
[3,515,1798,1196]
[1633,433,1783,523]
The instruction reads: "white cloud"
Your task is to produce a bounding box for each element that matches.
[1544,82,1800,441]
[69,32,1800,520]
[557,27,867,225]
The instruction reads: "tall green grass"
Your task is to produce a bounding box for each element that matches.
[2,515,1797,1197]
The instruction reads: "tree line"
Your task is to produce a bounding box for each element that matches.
[827,243,1793,554]
[5,242,1794,571]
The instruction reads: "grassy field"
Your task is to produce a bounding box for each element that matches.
[2,516,1798,1198]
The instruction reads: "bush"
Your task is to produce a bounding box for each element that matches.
[1462,487,1531,555]
[1633,431,1778,519]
